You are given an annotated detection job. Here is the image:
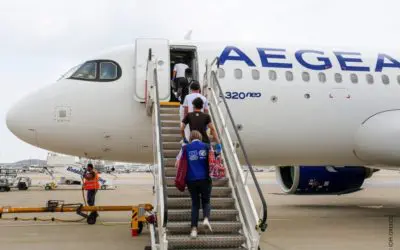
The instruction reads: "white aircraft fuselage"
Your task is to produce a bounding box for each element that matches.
[6,40,400,168]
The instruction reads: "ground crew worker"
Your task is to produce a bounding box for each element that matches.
[83,163,100,206]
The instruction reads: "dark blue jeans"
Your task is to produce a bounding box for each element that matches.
[187,179,212,228]
[87,189,97,206]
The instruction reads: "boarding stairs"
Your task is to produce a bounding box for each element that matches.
[146,55,267,250]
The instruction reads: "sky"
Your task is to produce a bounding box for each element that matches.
[1,0,400,162]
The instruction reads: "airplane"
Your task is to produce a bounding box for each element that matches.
[6,38,400,195]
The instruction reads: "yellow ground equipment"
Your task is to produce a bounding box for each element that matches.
[0,200,154,237]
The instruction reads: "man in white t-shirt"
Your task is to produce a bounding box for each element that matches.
[172,58,188,87]
[171,59,189,102]
[182,81,209,119]
[173,61,189,79]
[180,81,209,141]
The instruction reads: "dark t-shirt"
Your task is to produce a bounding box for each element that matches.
[182,112,212,143]
[177,78,189,104]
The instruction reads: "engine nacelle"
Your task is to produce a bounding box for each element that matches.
[276,166,375,194]
[354,110,400,166]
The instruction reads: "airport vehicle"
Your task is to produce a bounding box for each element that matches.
[40,165,115,190]
[0,179,11,192]
[0,177,31,191]
[13,177,31,190]
[0,168,32,191]
[8,38,400,249]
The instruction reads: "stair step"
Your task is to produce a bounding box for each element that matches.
[163,149,180,158]
[166,177,229,187]
[177,248,247,250]
[160,102,180,108]
[165,166,177,176]
[163,142,182,150]
[162,134,181,142]
[167,187,232,197]
[160,113,180,121]
[168,197,235,209]
[164,158,177,168]
[167,235,246,249]
[162,120,181,127]
[160,107,179,114]
[168,209,238,221]
[162,127,181,134]
[167,221,242,234]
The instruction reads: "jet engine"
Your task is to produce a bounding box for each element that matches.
[276,166,376,194]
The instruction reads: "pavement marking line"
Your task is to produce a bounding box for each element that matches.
[0,221,128,227]
[358,205,384,209]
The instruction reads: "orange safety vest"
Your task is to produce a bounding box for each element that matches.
[83,171,100,190]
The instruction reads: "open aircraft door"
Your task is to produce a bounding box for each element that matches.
[134,38,170,102]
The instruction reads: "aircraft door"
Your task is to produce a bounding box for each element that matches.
[134,38,170,102]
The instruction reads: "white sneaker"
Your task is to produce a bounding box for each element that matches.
[190,227,197,238]
[203,218,213,232]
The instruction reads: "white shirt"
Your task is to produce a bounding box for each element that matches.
[173,63,189,78]
[183,93,209,113]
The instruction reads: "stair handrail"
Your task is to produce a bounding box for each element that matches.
[204,57,268,231]
[151,66,168,227]
[146,58,168,249]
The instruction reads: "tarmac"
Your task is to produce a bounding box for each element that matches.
[0,171,399,250]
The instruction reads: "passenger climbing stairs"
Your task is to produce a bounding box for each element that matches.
[160,103,246,249]
[145,54,267,250]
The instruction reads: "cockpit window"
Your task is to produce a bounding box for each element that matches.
[100,62,118,80]
[71,62,97,80]
[69,60,122,82]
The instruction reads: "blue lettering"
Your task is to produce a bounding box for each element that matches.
[375,53,400,72]
[219,46,256,67]
[334,52,370,71]
[295,50,332,70]
[257,48,292,68]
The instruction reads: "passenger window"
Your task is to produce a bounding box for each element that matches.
[218,68,225,79]
[302,72,310,82]
[100,62,118,80]
[71,62,97,80]
[285,71,293,81]
[397,75,400,84]
[234,69,242,79]
[382,74,390,85]
[252,69,260,80]
[269,70,277,81]
[350,73,358,84]
[318,72,326,83]
[366,74,374,84]
[335,73,342,83]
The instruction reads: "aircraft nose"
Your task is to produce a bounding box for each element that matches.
[6,94,42,146]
